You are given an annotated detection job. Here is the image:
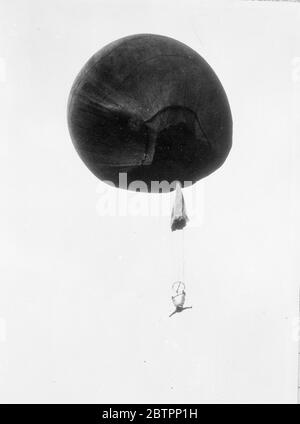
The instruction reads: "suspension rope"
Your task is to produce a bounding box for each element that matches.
[170,181,188,285]
[182,227,185,282]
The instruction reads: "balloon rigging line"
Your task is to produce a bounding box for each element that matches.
[297,287,300,404]
[182,228,185,282]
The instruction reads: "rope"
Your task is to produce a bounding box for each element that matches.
[298,286,300,404]
[170,181,188,287]
[182,228,185,282]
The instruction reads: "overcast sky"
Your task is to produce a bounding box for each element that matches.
[1,0,300,403]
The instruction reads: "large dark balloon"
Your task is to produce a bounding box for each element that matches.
[68,34,232,192]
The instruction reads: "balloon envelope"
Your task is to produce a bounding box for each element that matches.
[68,34,232,192]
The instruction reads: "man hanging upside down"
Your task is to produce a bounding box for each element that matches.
[169,290,192,317]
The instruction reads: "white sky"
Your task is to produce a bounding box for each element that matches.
[1,0,300,403]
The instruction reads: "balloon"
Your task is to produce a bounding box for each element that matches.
[68,34,232,192]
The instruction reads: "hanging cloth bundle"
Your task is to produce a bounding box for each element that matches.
[170,182,189,231]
